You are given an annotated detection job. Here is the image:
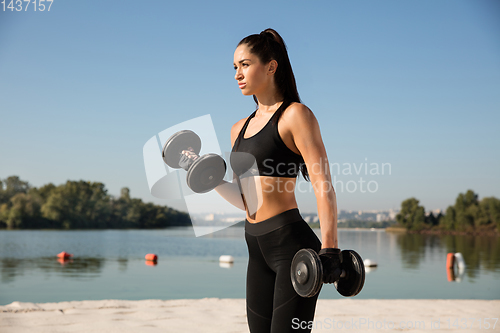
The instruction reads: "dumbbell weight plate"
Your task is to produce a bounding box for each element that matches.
[290,248,323,298]
[162,130,201,169]
[334,250,365,297]
[186,154,226,193]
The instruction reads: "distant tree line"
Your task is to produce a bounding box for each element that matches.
[396,190,500,233]
[0,176,191,229]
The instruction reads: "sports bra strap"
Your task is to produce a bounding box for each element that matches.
[237,100,290,141]
[238,110,257,140]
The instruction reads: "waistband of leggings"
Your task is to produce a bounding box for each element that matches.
[244,208,303,236]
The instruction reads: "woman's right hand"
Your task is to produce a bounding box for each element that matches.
[181,147,199,160]
[318,248,342,284]
[178,148,199,171]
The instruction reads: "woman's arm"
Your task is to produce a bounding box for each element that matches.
[288,104,338,248]
[214,176,245,211]
[213,119,248,211]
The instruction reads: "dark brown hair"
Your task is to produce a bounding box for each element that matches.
[236,28,309,181]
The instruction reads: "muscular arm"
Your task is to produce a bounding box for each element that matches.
[213,121,246,211]
[214,177,245,210]
[288,104,338,248]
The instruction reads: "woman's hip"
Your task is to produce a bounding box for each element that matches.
[245,208,321,263]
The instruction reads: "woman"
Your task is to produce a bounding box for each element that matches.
[185,28,339,333]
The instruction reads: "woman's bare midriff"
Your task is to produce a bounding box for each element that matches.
[242,175,299,223]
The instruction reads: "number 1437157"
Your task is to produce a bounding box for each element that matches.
[2,0,53,11]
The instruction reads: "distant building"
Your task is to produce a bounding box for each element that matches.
[302,209,400,223]
[221,217,245,223]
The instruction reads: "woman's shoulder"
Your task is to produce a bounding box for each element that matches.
[281,102,321,142]
[230,115,250,147]
[285,101,314,117]
[231,116,249,136]
[282,102,317,127]
[231,116,248,132]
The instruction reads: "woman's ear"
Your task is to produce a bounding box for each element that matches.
[268,59,278,75]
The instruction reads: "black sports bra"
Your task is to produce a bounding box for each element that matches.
[230,100,305,178]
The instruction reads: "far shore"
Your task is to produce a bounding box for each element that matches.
[385,226,499,236]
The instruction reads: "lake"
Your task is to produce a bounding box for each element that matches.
[0,227,499,305]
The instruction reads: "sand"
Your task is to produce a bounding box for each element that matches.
[1,298,499,332]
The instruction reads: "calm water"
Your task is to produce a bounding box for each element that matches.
[0,227,499,305]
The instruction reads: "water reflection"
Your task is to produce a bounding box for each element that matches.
[396,233,427,270]
[395,232,500,278]
[0,257,127,283]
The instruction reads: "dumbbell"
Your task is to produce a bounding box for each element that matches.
[290,248,365,298]
[162,130,226,194]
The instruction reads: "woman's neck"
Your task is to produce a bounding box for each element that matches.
[254,91,284,115]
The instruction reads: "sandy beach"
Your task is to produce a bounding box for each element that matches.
[1,298,498,333]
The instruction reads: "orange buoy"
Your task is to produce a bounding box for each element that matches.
[446,253,455,269]
[446,252,456,282]
[57,251,73,259]
[446,267,455,281]
[57,257,73,265]
[145,254,158,262]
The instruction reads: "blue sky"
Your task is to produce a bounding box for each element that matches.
[1,0,499,215]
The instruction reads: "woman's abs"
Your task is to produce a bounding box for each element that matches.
[242,176,299,223]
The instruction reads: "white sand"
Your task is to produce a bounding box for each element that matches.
[1,299,499,333]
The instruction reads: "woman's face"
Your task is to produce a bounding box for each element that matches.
[233,44,271,96]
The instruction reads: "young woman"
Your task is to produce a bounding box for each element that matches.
[184,28,339,333]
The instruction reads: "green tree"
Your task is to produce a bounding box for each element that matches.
[396,198,426,230]
[476,197,500,229]
[41,180,111,229]
[438,190,499,232]
[0,203,9,228]
[0,179,4,204]
[454,190,479,231]
[0,176,191,229]
[5,192,44,229]
[30,183,56,201]
[3,176,30,199]
[124,198,142,228]
[0,176,30,204]
[0,176,35,228]
[108,187,132,228]
[441,206,456,230]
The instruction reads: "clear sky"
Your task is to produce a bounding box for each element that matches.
[1,0,499,215]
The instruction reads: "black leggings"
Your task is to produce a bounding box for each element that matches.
[245,208,322,333]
